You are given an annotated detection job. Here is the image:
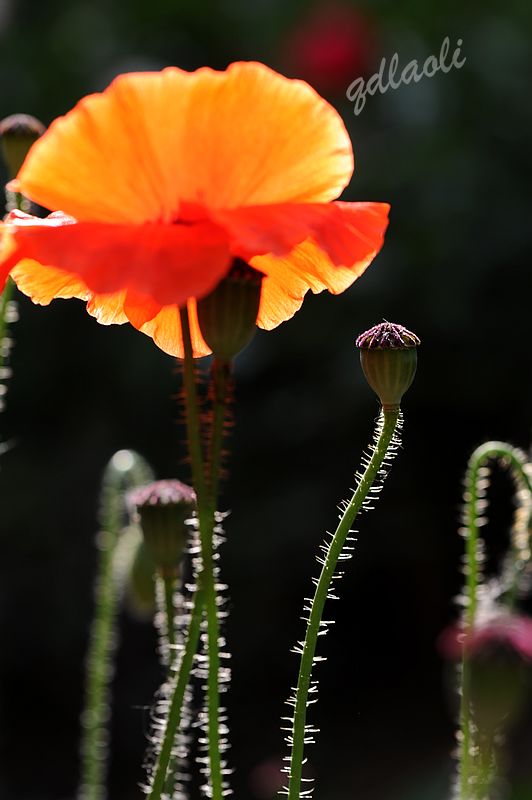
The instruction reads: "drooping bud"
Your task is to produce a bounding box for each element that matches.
[128,480,196,578]
[196,258,263,360]
[440,615,532,735]
[356,321,420,410]
[0,114,45,179]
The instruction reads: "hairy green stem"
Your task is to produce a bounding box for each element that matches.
[162,575,177,656]
[0,274,15,438]
[79,451,153,800]
[156,572,182,797]
[149,307,224,800]
[0,277,14,372]
[459,441,532,799]
[1,183,28,442]
[148,314,231,800]
[287,408,400,800]
[148,586,205,800]
[209,358,230,500]
[179,308,224,800]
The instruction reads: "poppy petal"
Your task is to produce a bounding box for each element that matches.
[86,291,129,325]
[253,203,389,331]
[172,61,354,207]
[137,299,211,359]
[0,225,17,291]
[14,63,353,217]
[87,286,209,358]
[7,236,134,325]
[14,76,183,224]
[10,259,90,304]
[123,289,161,328]
[256,264,308,330]
[3,213,232,307]
[216,200,390,264]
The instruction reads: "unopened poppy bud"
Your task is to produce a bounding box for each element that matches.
[356,321,420,410]
[0,114,45,178]
[128,480,196,578]
[197,258,263,360]
[441,614,532,734]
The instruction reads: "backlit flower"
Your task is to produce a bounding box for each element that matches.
[0,62,389,357]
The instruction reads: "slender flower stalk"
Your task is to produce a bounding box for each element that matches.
[0,279,14,360]
[209,358,231,498]
[0,262,17,445]
[148,586,205,800]
[79,450,153,800]
[458,441,532,799]
[154,569,193,800]
[162,574,178,655]
[285,322,418,800]
[152,568,188,797]
[180,305,224,800]
[148,307,227,800]
[286,409,401,799]
[1,114,45,447]
[0,278,15,411]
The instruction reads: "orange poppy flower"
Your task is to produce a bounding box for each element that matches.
[0,62,389,357]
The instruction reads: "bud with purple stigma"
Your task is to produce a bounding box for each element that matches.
[356,321,420,410]
[197,257,263,361]
[128,480,196,578]
[0,114,45,179]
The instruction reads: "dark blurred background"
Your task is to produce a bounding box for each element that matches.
[0,0,531,798]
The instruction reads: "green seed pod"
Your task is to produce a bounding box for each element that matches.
[0,114,45,178]
[196,258,263,360]
[356,321,420,410]
[128,480,196,578]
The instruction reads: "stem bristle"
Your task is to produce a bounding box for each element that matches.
[283,411,402,800]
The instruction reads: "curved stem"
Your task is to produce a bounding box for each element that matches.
[287,408,400,800]
[79,451,153,800]
[459,441,532,798]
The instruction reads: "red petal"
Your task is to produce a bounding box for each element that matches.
[214,200,390,264]
[3,214,232,307]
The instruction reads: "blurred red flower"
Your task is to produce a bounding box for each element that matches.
[284,4,375,94]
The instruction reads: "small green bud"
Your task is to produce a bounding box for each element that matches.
[0,114,45,178]
[128,480,196,578]
[197,258,263,360]
[356,321,420,410]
